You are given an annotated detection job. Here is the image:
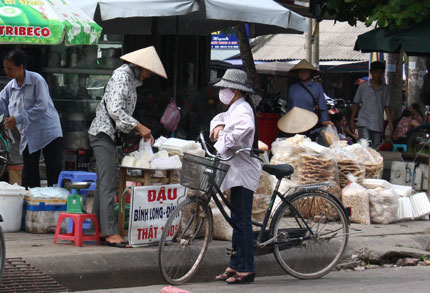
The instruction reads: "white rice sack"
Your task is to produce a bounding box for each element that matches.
[368,188,399,224]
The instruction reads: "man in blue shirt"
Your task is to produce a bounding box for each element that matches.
[0,49,63,188]
[286,59,334,136]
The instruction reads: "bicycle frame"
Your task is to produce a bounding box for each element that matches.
[205,168,335,249]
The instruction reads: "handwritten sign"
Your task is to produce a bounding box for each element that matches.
[128,184,186,247]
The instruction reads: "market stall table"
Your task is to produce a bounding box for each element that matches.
[117,166,178,236]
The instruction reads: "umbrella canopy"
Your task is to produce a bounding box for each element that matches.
[255,61,295,76]
[74,0,307,36]
[354,21,430,56]
[0,0,102,45]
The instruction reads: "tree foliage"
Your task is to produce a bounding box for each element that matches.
[317,0,430,29]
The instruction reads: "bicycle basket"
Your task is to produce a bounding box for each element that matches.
[180,153,230,192]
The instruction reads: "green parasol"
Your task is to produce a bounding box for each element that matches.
[354,20,430,56]
[0,0,102,45]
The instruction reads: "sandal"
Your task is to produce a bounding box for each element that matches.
[215,270,236,281]
[226,272,255,284]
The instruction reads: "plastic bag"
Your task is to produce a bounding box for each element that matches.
[342,174,370,224]
[139,138,153,155]
[160,99,181,131]
[330,144,364,188]
[368,188,399,224]
[270,136,310,182]
[346,141,383,179]
[297,150,338,185]
[322,124,340,146]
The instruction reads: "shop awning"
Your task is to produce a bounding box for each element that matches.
[354,21,430,56]
[74,0,307,36]
[0,0,102,45]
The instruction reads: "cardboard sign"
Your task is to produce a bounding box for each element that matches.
[128,184,186,247]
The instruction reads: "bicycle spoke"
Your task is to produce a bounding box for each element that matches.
[271,191,349,279]
[158,196,211,285]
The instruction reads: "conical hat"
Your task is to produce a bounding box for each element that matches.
[289,59,319,75]
[277,107,318,134]
[120,46,167,79]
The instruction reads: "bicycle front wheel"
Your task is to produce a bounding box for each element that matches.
[270,190,349,279]
[0,227,5,281]
[158,195,212,285]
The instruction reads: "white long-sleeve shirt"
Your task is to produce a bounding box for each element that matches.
[210,97,261,192]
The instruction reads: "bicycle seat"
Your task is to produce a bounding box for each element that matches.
[263,164,294,180]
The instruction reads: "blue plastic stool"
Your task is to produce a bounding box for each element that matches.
[57,171,97,187]
[57,171,97,233]
[393,144,407,152]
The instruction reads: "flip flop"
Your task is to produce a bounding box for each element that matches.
[101,239,131,248]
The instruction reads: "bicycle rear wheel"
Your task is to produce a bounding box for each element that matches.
[0,226,5,281]
[270,190,349,279]
[158,196,212,285]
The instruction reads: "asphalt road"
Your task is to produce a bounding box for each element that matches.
[81,265,430,293]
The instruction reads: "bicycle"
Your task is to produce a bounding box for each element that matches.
[0,114,13,179]
[0,213,4,282]
[158,132,350,285]
[0,155,6,281]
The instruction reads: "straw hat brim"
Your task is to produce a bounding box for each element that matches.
[120,46,167,79]
[289,59,319,76]
[214,79,254,93]
[277,107,318,133]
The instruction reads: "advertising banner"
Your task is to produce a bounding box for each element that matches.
[0,0,101,45]
[128,184,186,247]
[211,24,249,49]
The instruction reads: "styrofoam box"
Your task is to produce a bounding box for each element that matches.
[24,196,67,233]
[390,161,416,186]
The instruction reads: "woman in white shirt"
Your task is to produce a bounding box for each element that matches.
[210,69,261,284]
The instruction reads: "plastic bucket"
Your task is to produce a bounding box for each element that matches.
[0,192,24,232]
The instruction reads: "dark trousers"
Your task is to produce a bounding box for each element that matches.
[229,186,255,273]
[89,133,119,236]
[22,137,63,188]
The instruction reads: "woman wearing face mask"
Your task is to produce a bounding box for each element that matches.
[210,69,261,284]
[88,46,167,248]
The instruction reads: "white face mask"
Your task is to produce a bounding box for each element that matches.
[219,88,235,105]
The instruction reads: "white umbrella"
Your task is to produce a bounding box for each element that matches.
[74,0,307,36]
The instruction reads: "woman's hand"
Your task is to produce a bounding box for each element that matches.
[4,116,16,130]
[136,123,153,143]
[321,121,335,128]
[210,125,224,141]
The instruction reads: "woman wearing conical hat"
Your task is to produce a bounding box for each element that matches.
[285,59,334,136]
[88,46,167,247]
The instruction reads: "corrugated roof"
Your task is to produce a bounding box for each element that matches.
[251,20,373,61]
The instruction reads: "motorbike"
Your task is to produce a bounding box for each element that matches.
[406,105,430,153]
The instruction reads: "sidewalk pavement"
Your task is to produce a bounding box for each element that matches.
[3,220,430,291]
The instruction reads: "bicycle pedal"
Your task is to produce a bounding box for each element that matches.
[225,248,237,256]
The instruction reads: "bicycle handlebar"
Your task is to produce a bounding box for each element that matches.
[198,131,264,161]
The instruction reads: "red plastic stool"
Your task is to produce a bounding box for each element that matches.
[53,213,100,247]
